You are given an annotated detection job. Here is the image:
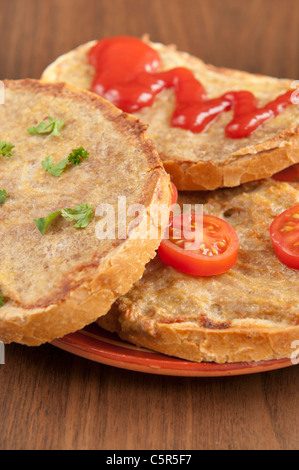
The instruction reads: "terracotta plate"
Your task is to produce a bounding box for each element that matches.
[53,166,299,377]
[52,323,294,377]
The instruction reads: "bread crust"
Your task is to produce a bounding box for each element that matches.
[98,180,299,363]
[163,128,299,190]
[41,39,299,190]
[99,306,299,364]
[0,79,171,346]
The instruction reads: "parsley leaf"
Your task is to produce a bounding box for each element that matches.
[42,156,68,177]
[34,211,61,235]
[42,147,89,177]
[0,294,3,307]
[0,141,14,157]
[61,204,94,229]
[34,204,93,234]
[68,147,89,165]
[41,156,53,172]
[0,189,7,205]
[27,117,65,137]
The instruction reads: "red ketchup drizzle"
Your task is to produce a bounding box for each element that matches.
[88,36,295,139]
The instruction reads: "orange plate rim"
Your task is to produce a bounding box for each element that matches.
[52,323,295,377]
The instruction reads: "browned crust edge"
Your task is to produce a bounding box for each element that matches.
[97,307,299,364]
[0,79,172,345]
[163,129,299,191]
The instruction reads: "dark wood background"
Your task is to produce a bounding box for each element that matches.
[0,0,299,450]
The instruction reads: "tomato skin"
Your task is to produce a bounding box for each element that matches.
[270,204,299,270]
[272,164,299,183]
[158,214,239,276]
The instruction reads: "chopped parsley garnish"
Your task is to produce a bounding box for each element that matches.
[42,147,89,177]
[42,156,68,177]
[34,204,93,234]
[0,189,7,205]
[0,294,4,307]
[0,141,14,157]
[61,204,94,229]
[27,117,65,137]
[68,147,89,166]
[34,211,61,235]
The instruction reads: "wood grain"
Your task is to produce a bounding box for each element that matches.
[1,0,299,80]
[0,0,299,450]
[1,343,299,450]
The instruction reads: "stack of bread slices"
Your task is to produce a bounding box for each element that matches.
[0,36,298,364]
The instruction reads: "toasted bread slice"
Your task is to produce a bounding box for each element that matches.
[0,79,171,346]
[98,180,299,363]
[41,39,299,191]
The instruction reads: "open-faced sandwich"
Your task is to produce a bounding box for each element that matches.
[98,178,299,363]
[0,79,171,345]
[42,36,299,190]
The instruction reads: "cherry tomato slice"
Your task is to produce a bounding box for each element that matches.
[270,204,299,270]
[272,164,299,183]
[158,213,239,276]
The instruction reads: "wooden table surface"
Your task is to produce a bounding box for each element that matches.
[0,0,299,451]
